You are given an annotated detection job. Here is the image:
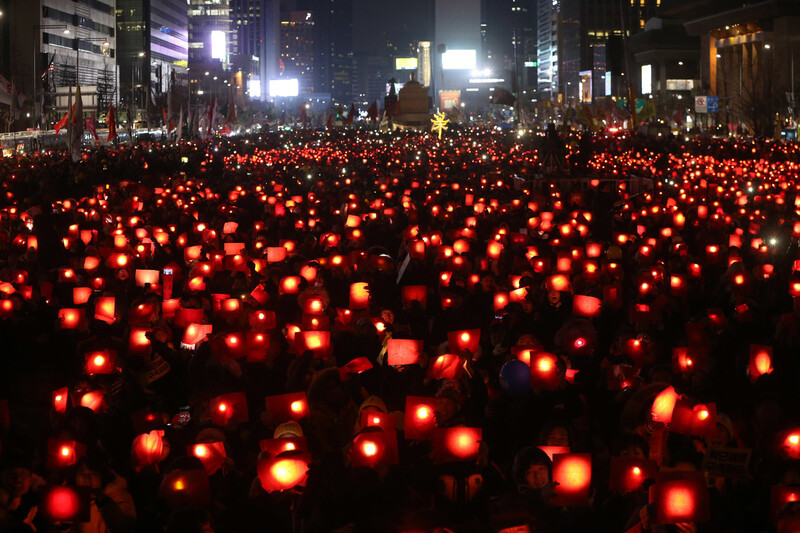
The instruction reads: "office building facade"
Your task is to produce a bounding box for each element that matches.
[117,0,188,113]
[230,0,279,101]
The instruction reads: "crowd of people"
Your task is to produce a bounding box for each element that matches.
[0,128,799,532]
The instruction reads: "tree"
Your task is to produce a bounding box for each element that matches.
[739,43,781,137]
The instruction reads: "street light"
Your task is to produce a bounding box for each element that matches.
[131,52,146,127]
[33,24,68,128]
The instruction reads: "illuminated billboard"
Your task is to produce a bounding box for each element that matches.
[211,31,226,60]
[396,57,418,70]
[641,64,652,95]
[579,71,592,103]
[442,49,477,70]
[440,90,461,110]
[248,79,262,99]
[269,79,299,97]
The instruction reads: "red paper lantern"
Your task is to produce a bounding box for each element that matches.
[349,282,370,309]
[546,274,570,292]
[586,242,603,258]
[266,246,288,263]
[609,457,657,492]
[249,310,277,330]
[350,429,388,468]
[493,291,510,312]
[52,387,69,413]
[94,297,116,324]
[651,386,680,424]
[669,400,716,438]
[302,297,325,316]
[190,442,227,475]
[770,485,800,523]
[257,453,310,492]
[42,486,87,523]
[220,298,241,319]
[175,308,205,328]
[246,332,270,362]
[670,275,687,296]
[128,327,152,356]
[650,471,710,524]
[426,353,462,379]
[158,469,212,506]
[551,453,592,506]
[182,323,212,347]
[129,302,157,325]
[58,268,77,283]
[401,285,427,307]
[448,329,480,353]
[538,445,570,461]
[72,287,92,305]
[781,430,800,459]
[59,308,85,330]
[80,390,105,412]
[210,393,248,426]
[409,240,426,259]
[432,427,482,463]
[672,347,706,374]
[279,276,302,294]
[404,396,437,440]
[132,430,166,468]
[508,287,527,304]
[294,330,331,358]
[84,350,115,375]
[265,392,309,422]
[47,438,85,470]
[222,332,247,359]
[487,241,503,259]
[530,351,560,390]
[135,269,160,287]
[259,436,308,456]
[749,344,774,381]
[387,338,423,366]
[572,295,601,317]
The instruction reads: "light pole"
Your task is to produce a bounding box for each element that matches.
[32,24,68,128]
[132,51,145,128]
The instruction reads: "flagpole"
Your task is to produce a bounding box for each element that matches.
[33,24,67,129]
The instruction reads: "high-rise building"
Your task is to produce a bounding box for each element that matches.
[417,41,432,88]
[352,55,390,107]
[434,0,482,110]
[537,0,559,100]
[280,10,316,94]
[482,0,537,97]
[0,0,118,127]
[230,0,279,101]
[188,0,233,103]
[302,0,352,104]
[117,0,188,114]
[538,0,662,103]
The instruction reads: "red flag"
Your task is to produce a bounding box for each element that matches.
[54,112,69,136]
[326,113,333,129]
[299,104,307,123]
[86,112,98,142]
[367,101,378,121]
[162,106,168,128]
[345,103,355,125]
[206,96,216,135]
[106,104,117,142]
